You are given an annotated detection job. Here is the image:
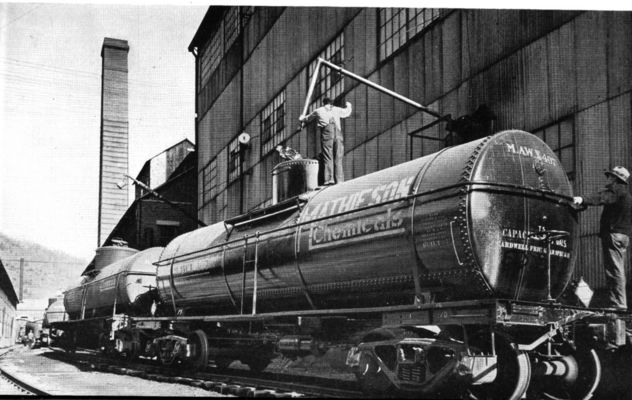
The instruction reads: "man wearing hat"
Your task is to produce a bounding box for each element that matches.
[299,97,352,185]
[573,166,632,310]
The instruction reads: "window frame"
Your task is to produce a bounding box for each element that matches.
[532,117,576,182]
[227,137,242,183]
[260,89,287,156]
[306,34,345,113]
[377,8,441,62]
[201,157,218,206]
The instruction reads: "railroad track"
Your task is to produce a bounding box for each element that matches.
[46,347,366,398]
[0,367,49,396]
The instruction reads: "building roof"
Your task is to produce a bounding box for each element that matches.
[136,138,194,184]
[188,7,227,53]
[0,258,19,305]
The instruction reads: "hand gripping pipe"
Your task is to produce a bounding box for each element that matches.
[300,57,444,121]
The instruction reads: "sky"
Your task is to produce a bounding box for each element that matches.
[0,2,207,260]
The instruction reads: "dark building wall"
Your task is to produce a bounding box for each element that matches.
[193,8,632,293]
[0,260,17,347]
[106,153,197,250]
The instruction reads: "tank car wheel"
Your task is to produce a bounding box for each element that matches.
[468,335,531,400]
[354,350,394,395]
[63,331,77,354]
[535,348,601,400]
[353,328,396,395]
[98,333,109,354]
[187,330,209,370]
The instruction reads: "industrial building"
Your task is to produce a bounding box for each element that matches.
[104,139,198,250]
[0,258,19,347]
[188,7,632,300]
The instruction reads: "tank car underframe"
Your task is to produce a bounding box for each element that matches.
[122,298,632,399]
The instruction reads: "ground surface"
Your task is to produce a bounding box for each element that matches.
[0,346,228,396]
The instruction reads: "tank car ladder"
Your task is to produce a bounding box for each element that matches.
[240,232,261,315]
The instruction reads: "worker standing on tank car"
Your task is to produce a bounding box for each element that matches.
[299,97,352,185]
[573,166,632,311]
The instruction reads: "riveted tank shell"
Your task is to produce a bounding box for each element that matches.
[64,247,163,319]
[157,131,577,314]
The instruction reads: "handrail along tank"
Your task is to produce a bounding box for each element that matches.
[156,130,577,314]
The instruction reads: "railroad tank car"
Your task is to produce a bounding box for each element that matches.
[64,247,163,319]
[44,297,68,325]
[156,130,576,314]
[51,130,632,399]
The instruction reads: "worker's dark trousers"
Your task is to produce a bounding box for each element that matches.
[602,232,630,309]
[320,123,344,184]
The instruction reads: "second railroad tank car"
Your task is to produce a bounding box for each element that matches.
[44,297,68,325]
[155,130,576,315]
[65,247,164,319]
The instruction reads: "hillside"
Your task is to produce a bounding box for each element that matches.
[0,232,88,300]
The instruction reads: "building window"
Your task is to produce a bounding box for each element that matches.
[200,30,223,90]
[533,118,575,181]
[201,157,218,206]
[224,7,239,52]
[199,7,243,90]
[378,8,440,61]
[228,137,242,183]
[260,90,287,155]
[307,34,344,113]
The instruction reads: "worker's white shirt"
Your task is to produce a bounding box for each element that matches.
[304,102,352,130]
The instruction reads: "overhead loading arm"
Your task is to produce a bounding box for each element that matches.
[300,57,450,132]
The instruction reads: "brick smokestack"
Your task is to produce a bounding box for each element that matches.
[98,38,129,246]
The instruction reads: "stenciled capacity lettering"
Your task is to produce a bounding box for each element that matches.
[501,228,570,259]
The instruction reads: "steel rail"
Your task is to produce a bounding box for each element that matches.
[49,347,361,398]
[0,366,50,396]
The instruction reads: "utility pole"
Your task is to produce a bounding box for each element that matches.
[19,258,24,301]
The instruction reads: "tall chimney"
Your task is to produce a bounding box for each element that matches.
[98,38,129,246]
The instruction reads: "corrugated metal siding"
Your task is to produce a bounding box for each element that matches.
[607,13,632,97]
[442,12,461,94]
[392,50,412,122]
[366,71,381,141]
[609,94,631,168]
[365,137,378,174]
[546,22,576,121]
[576,235,603,289]
[576,13,608,110]
[202,77,241,159]
[523,38,549,131]
[378,60,395,133]
[423,28,442,102]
